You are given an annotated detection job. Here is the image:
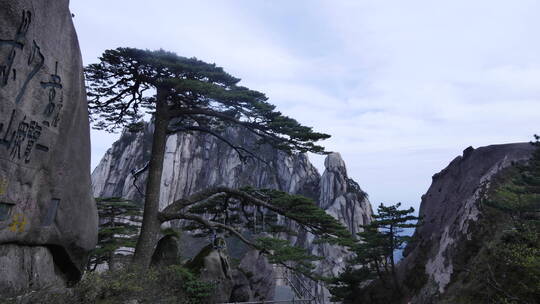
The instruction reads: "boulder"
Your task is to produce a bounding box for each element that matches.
[0,244,64,293]
[235,249,276,301]
[0,0,98,295]
[151,234,180,267]
[188,245,276,303]
[230,269,253,302]
[186,241,234,303]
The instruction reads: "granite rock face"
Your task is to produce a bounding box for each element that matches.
[231,249,276,302]
[150,234,180,267]
[306,152,372,302]
[0,0,98,295]
[187,243,234,303]
[92,124,373,301]
[399,143,536,303]
[0,245,64,295]
[91,123,153,203]
[92,125,320,207]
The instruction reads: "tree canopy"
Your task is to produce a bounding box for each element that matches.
[87,198,142,271]
[475,136,540,303]
[330,202,420,302]
[159,186,354,279]
[86,47,330,155]
[85,47,337,270]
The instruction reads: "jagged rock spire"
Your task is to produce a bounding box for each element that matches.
[319,152,372,236]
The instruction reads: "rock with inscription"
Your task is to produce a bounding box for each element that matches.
[0,0,98,295]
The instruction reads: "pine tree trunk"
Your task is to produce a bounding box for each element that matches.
[389,226,402,295]
[373,258,388,287]
[132,94,169,268]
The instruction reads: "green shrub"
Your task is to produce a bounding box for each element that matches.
[67,265,214,304]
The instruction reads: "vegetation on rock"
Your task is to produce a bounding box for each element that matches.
[85,48,352,283]
[161,186,354,280]
[87,198,142,271]
[439,137,540,304]
[329,202,420,303]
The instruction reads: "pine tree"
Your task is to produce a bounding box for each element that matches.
[85,48,343,272]
[87,198,142,271]
[478,136,540,303]
[329,202,420,302]
[488,135,540,217]
[370,202,419,293]
[160,187,354,279]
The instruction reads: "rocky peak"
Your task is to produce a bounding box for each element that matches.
[91,126,373,238]
[306,152,372,302]
[399,142,536,303]
[324,152,348,171]
[92,124,321,205]
[319,152,371,235]
[91,124,373,302]
[320,152,348,209]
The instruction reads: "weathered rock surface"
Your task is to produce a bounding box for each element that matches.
[307,152,372,302]
[399,143,536,303]
[0,0,97,294]
[231,249,276,302]
[187,244,275,303]
[92,124,373,301]
[92,126,320,207]
[187,242,234,303]
[0,245,64,296]
[151,234,180,267]
[91,124,153,202]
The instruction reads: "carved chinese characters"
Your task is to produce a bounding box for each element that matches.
[41,62,63,127]
[0,10,61,167]
[0,0,97,293]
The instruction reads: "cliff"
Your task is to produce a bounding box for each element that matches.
[399,143,536,303]
[91,123,373,301]
[0,0,97,295]
[92,125,320,207]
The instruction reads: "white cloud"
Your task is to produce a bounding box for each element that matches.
[71,0,540,210]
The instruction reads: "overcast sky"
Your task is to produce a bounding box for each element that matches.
[70,0,540,211]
